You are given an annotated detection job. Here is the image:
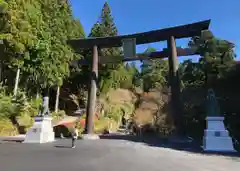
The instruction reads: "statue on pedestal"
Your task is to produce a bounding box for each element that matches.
[206,89,221,117]
[203,89,236,152]
[37,96,50,117]
[25,96,55,143]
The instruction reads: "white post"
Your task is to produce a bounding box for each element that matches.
[13,68,20,96]
[54,86,60,113]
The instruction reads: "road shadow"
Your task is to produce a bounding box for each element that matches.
[1,139,24,143]
[54,145,73,149]
[99,134,240,158]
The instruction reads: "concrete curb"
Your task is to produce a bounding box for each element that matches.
[0,135,25,143]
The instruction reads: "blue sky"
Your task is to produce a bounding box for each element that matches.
[70,0,239,63]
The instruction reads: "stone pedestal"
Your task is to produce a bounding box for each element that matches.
[23,117,55,143]
[203,116,236,152]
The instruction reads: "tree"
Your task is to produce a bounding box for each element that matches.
[1,0,39,96]
[179,59,205,88]
[0,0,8,82]
[188,30,236,87]
[27,0,84,89]
[0,0,10,40]
[140,47,169,92]
[89,2,119,48]
[1,0,84,113]
[87,2,122,93]
[89,2,120,58]
[179,31,238,140]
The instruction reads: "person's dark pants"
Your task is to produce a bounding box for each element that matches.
[72,137,76,147]
[122,118,126,128]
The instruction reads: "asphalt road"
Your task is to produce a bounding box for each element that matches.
[0,138,240,171]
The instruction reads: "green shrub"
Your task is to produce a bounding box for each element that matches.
[104,103,134,126]
[0,85,43,134]
[0,87,36,119]
[75,121,84,135]
[0,119,18,136]
[51,110,66,120]
[0,90,18,118]
[94,118,109,134]
[94,118,118,134]
[27,97,42,117]
[16,113,34,132]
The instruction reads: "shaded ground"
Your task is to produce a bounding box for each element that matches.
[0,135,240,171]
[100,133,240,157]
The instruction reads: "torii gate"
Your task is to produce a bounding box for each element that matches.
[68,20,211,137]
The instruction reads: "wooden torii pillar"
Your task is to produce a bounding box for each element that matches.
[168,36,183,135]
[85,45,98,134]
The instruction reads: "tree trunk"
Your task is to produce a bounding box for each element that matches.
[54,86,60,113]
[13,68,20,96]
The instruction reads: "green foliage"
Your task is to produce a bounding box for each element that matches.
[89,2,120,57]
[181,31,239,144]
[16,113,33,132]
[0,90,17,118]
[93,117,118,134]
[51,110,66,120]
[0,0,7,13]
[139,47,169,91]
[100,63,139,93]
[1,0,240,147]
[188,30,236,85]
[0,0,11,40]
[0,84,40,126]
[28,97,42,116]
[1,0,85,90]
[0,118,18,136]
[179,59,205,88]
[87,2,124,94]
[104,102,135,124]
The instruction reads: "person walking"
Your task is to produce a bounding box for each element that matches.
[71,125,78,148]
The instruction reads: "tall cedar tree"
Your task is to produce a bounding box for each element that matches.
[88,2,123,93]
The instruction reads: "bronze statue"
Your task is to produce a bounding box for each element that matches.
[37,96,50,117]
[206,89,221,117]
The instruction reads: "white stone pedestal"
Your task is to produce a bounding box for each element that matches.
[23,117,55,143]
[203,116,236,152]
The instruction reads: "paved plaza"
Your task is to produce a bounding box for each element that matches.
[0,137,240,171]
